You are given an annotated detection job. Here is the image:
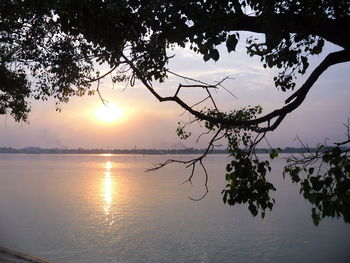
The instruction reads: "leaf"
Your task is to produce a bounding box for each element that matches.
[203,53,210,62]
[308,167,314,175]
[311,208,320,226]
[248,204,258,217]
[269,148,280,159]
[301,56,309,73]
[226,34,238,53]
[223,192,227,204]
[210,49,220,61]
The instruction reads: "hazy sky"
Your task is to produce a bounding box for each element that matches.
[0,35,349,149]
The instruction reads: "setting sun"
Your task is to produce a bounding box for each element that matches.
[93,102,123,123]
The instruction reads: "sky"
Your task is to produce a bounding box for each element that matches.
[0,34,349,149]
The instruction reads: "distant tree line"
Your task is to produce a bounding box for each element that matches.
[0,146,345,155]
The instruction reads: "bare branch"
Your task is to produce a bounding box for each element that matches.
[167,70,212,86]
[196,130,211,144]
[181,164,196,186]
[147,128,222,172]
[205,88,218,110]
[179,84,219,89]
[344,118,350,141]
[188,160,209,201]
[96,79,108,105]
[250,131,267,152]
[146,128,222,200]
[84,65,118,83]
[168,71,235,100]
[220,82,238,99]
[335,139,350,147]
[188,96,210,109]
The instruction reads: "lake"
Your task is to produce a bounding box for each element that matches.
[0,154,349,263]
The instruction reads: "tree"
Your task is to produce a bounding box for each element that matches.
[1,0,349,224]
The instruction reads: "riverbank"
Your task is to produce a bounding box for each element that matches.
[0,246,54,263]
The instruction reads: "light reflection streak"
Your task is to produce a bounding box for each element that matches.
[104,171,112,214]
[105,161,112,170]
[103,161,114,216]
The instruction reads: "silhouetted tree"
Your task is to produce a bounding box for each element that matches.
[1,0,349,224]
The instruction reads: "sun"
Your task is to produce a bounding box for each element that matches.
[93,102,123,123]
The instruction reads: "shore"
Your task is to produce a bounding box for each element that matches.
[0,246,54,263]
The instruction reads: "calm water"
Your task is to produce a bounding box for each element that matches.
[0,154,349,263]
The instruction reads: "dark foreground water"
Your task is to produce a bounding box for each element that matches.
[0,154,349,263]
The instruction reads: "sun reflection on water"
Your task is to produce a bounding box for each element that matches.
[105,161,112,170]
[104,170,112,214]
[103,161,114,217]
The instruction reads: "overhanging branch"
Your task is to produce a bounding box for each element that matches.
[146,128,223,201]
[220,13,350,49]
[123,50,350,133]
[253,49,350,132]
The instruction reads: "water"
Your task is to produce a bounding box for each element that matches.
[0,154,349,263]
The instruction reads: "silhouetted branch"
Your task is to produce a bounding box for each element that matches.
[168,70,212,86]
[96,79,108,105]
[335,139,350,147]
[188,160,209,201]
[122,49,350,206]
[84,65,119,83]
[342,118,350,141]
[146,128,222,200]
[123,50,350,135]
[196,130,211,144]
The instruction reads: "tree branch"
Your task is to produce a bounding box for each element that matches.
[146,128,222,200]
[253,50,350,132]
[219,13,350,49]
[124,50,350,134]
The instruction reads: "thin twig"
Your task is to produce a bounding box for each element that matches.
[96,79,108,105]
[188,160,209,201]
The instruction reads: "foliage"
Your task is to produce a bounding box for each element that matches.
[284,142,350,225]
[0,64,30,121]
[1,0,350,224]
[202,106,277,218]
[223,148,276,219]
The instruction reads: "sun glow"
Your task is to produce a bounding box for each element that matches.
[94,102,123,123]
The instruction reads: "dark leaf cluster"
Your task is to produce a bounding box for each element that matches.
[284,144,350,225]
[223,149,276,219]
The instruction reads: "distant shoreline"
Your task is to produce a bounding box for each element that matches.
[0,146,330,155]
